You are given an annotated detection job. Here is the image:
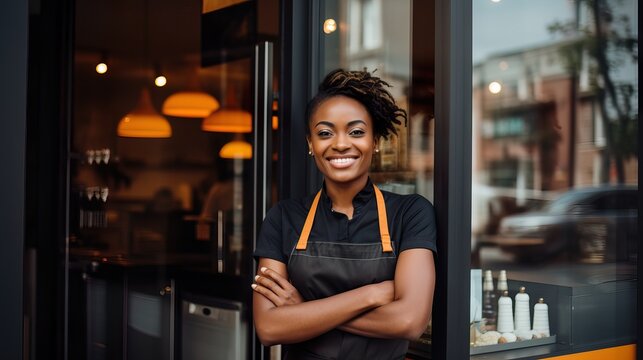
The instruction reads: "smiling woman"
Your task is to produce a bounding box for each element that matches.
[252,69,437,359]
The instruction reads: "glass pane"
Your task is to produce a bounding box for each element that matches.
[71,15,254,276]
[471,0,638,357]
[321,0,434,199]
[69,0,276,358]
[319,0,435,353]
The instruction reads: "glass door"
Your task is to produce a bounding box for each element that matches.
[67,1,279,359]
[316,0,436,357]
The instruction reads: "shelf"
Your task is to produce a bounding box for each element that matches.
[471,335,557,356]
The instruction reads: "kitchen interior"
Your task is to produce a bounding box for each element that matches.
[67,0,278,358]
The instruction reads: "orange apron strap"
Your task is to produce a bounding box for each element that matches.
[295,190,322,250]
[373,185,393,253]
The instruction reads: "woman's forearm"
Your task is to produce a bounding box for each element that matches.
[338,299,430,340]
[339,249,435,340]
[254,283,385,346]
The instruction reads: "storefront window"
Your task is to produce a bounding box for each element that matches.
[470,0,638,357]
[68,1,278,358]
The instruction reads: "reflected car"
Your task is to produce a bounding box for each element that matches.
[488,185,638,262]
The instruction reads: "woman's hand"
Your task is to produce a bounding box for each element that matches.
[252,266,304,307]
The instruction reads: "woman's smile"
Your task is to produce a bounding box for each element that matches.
[327,155,359,169]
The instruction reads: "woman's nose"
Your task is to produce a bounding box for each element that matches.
[332,133,351,151]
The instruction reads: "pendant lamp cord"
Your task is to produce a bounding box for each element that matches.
[144,0,150,83]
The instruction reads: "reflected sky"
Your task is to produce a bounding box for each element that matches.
[473,0,574,63]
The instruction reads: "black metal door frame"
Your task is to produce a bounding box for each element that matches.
[432,0,472,359]
[1,0,29,359]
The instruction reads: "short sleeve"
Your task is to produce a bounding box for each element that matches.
[398,195,437,254]
[253,203,287,263]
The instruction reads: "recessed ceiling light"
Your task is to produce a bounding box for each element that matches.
[96,62,108,74]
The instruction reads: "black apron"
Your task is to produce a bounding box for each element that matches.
[285,185,408,360]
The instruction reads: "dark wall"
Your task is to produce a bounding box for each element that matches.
[0,0,28,358]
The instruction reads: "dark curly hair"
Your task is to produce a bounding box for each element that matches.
[305,69,407,139]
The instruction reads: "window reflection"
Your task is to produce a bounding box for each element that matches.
[471,0,637,355]
[323,0,432,199]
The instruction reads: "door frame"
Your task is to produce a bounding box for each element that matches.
[1,0,29,358]
[432,0,472,358]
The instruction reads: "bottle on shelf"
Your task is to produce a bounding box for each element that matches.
[99,187,109,227]
[497,270,508,294]
[482,270,497,330]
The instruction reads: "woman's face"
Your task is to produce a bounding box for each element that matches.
[308,96,377,187]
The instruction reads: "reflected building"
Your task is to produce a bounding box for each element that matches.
[472,40,638,237]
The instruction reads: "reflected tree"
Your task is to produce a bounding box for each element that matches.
[549,0,638,184]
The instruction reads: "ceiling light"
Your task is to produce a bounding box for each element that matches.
[154,64,167,87]
[202,109,252,133]
[488,81,502,94]
[162,91,219,118]
[96,62,108,74]
[219,140,252,159]
[323,19,337,34]
[118,88,172,138]
[155,75,167,87]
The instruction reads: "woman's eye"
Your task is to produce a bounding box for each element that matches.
[317,130,332,137]
[349,129,365,136]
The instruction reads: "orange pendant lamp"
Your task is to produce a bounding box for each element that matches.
[219,139,252,159]
[118,88,172,138]
[162,91,220,118]
[162,70,219,118]
[202,109,252,133]
[202,84,252,133]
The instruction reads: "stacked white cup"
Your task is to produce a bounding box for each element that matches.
[532,298,550,337]
[514,286,531,331]
[497,290,514,333]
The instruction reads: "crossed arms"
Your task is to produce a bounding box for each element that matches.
[252,249,435,346]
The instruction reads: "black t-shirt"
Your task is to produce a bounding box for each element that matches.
[254,179,437,263]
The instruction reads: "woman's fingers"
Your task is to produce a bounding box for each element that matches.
[260,266,292,290]
[252,284,283,306]
[255,274,287,298]
[254,266,304,305]
[259,267,304,304]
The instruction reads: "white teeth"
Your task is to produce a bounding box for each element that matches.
[329,158,356,165]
